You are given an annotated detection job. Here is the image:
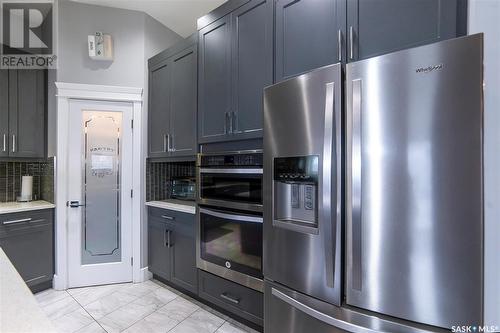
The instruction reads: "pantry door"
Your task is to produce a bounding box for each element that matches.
[67,99,133,288]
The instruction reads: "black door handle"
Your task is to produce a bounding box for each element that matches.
[67,201,85,208]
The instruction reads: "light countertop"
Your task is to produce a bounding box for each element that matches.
[0,201,56,215]
[146,199,196,214]
[0,247,57,333]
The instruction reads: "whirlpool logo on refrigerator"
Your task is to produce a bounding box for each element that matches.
[415,64,444,74]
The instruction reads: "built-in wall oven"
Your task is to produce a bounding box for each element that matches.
[197,151,264,292]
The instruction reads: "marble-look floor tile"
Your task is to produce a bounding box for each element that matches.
[132,287,177,310]
[71,284,121,306]
[216,321,252,333]
[157,296,199,322]
[122,311,179,333]
[98,301,157,332]
[52,308,94,333]
[75,321,107,333]
[169,308,225,333]
[84,290,138,319]
[35,289,71,307]
[43,294,81,320]
[122,281,160,298]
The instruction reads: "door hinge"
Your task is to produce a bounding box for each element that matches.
[131,257,133,266]
[130,189,133,198]
[131,119,134,129]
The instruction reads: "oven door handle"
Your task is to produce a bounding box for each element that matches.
[199,208,263,224]
[199,168,263,174]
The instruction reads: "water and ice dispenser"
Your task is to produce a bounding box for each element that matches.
[273,156,319,227]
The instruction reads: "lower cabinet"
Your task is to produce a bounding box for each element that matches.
[198,270,263,326]
[0,209,54,292]
[148,207,197,294]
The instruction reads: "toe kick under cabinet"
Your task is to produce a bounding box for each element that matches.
[0,209,54,292]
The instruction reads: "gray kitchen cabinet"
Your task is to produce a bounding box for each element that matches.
[347,0,467,61]
[1,70,46,159]
[148,207,197,293]
[170,45,198,157]
[230,0,273,139]
[274,0,346,81]
[148,36,198,159]
[148,61,171,158]
[0,71,8,157]
[0,209,54,293]
[198,0,273,143]
[198,16,232,143]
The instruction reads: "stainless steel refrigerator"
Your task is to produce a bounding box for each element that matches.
[264,34,483,332]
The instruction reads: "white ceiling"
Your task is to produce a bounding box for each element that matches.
[70,0,228,37]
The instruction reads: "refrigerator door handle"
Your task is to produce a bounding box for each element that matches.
[351,79,363,291]
[271,288,377,333]
[322,82,336,288]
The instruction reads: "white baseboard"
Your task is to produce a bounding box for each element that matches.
[52,274,67,291]
[134,267,153,283]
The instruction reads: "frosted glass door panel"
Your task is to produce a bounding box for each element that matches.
[82,111,122,265]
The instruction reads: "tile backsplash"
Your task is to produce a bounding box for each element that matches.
[146,161,195,201]
[0,157,55,203]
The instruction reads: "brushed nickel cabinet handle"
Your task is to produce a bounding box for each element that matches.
[220,293,240,304]
[2,218,32,225]
[337,29,342,62]
[12,134,15,153]
[349,26,354,60]
[2,134,5,152]
[163,134,167,152]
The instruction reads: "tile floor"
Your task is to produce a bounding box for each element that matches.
[35,279,259,333]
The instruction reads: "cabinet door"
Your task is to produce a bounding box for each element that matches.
[148,61,171,158]
[347,0,466,61]
[170,45,198,157]
[275,0,345,81]
[0,210,53,290]
[9,70,46,158]
[148,218,171,280]
[198,16,232,143]
[231,0,273,139]
[170,213,197,293]
[0,70,8,157]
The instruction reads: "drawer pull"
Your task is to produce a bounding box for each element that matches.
[161,215,175,220]
[2,218,32,225]
[220,292,240,305]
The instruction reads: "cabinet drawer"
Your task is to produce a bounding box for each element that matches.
[198,270,263,326]
[148,207,194,224]
[0,209,53,237]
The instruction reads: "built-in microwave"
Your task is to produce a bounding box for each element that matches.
[197,152,263,212]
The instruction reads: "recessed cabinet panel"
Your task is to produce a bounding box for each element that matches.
[348,0,465,60]
[148,63,171,158]
[231,0,272,139]
[198,16,232,143]
[148,217,171,280]
[0,71,8,157]
[170,213,197,293]
[9,70,46,158]
[275,0,343,81]
[170,47,197,156]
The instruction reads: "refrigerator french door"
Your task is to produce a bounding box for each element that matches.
[263,63,343,306]
[346,34,484,329]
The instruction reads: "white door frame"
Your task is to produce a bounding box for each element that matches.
[54,82,147,290]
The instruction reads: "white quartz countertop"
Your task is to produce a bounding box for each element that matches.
[146,200,196,214]
[0,201,55,215]
[0,248,57,333]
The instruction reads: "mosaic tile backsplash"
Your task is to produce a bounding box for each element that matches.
[146,161,195,202]
[0,157,55,203]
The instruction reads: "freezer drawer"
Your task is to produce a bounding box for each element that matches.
[346,34,484,328]
[265,281,448,333]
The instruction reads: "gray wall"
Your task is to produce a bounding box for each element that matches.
[54,0,182,269]
[469,0,500,327]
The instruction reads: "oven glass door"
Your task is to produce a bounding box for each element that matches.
[200,207,263,279]
[199,169,262,205]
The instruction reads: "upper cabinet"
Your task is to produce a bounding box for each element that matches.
[347,0,467,61]
[198,0,273,143]
[0,70,46,159]
[274,0,346,81]
[148,36,198,159]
